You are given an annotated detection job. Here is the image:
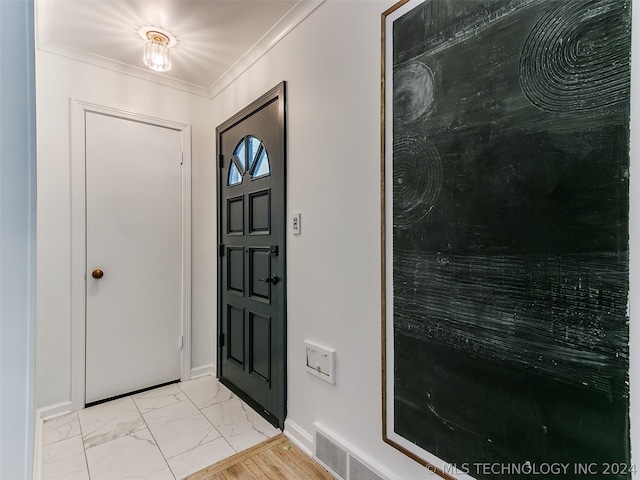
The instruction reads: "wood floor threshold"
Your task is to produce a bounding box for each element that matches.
[184,433,335,480]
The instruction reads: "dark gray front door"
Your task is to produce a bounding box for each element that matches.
[216,83,286,428]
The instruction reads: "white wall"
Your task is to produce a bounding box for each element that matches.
[35,52,215,409]
[33,0,640,477]
[212,1,640,479]
[0,0,37,477]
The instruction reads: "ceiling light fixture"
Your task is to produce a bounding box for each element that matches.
[142,29,174,72]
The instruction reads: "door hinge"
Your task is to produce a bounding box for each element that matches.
[219,244,226,257]
[179,336,184,349]
[219,153,224,168]
[180,151,184,165]
[219,333,225,347]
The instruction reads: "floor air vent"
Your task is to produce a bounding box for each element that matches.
[314,426,386,480]
[350,457,384,480]
[316,431,348,479]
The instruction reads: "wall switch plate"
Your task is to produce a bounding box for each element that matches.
[292,213,301,235]
[304,341,335,384]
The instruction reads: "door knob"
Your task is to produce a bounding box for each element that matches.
[92,269,104,279]
[259,274,279,285]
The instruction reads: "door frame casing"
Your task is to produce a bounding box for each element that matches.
[215,82,287,427]
[70,100,192,411]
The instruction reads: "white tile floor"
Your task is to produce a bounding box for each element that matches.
[41,376,281,480]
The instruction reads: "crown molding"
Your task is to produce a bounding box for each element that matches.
[207,0,325,98]
[35,0,325,99]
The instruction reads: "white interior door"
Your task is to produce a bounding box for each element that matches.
[85,111,183,404]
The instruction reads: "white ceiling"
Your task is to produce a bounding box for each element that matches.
[36,0,324,98]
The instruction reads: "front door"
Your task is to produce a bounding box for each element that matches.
[217,83,286,428]
[85,111,184,404]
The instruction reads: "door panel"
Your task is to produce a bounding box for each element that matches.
[249,190,271,233]
[85,112,182,404]
[227,247,245,294]
[217,83,286,428]
[227,196,244,234]
[249,248,271,302]
[227,305,245,367]
[249,312,271,382]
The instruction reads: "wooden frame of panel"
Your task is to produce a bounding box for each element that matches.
[382,0,631,477]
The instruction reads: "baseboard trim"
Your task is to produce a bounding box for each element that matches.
[32,401,73,480]
[32,412,44,480]
[190,363,216,379]
[37,401,74,421]
[284,418,314,457]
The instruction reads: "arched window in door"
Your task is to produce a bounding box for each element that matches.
[228,135,271,186]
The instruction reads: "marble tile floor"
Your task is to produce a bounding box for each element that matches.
[41,376,281,480]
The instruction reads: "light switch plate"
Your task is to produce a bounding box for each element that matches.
[292,213,301,235]
[304,341,335,384]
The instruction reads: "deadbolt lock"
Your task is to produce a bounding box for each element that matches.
[259,274,279,285]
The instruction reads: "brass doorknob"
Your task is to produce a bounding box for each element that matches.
[92,269,104,279]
